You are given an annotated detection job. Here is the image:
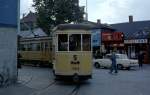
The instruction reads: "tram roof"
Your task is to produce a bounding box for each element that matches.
[54,24,93,31]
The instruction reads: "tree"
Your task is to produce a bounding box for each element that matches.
[33,0,84,35]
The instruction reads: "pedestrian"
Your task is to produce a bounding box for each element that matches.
[17,53,22,69]
[138,51,144,68]
[109,50,118,74]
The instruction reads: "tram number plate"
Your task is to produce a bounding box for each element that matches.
[72,67,79,70]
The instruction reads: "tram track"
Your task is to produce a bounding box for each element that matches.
[67,84,81,95]
[18,75,34,86]
[29,80,57,95]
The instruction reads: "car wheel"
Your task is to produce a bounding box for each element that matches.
[95,62,100,68]
[117,64,123,69]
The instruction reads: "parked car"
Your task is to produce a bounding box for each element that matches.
[93,53,138,69]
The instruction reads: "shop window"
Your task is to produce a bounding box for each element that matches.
[69,34,81,51]
[58,34,68,51]
[82,34,91,51]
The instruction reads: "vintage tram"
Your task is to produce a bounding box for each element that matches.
[18,37,53,67]
[52,24,93,81]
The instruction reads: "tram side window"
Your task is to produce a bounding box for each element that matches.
[45,42,48,51]
[20,44,26,51]
[83,34,91,51]
[58,34,68,51]
[27,44,32,51]
[32,43,40,51]
[69,34,81,51]
[32,43,37,51]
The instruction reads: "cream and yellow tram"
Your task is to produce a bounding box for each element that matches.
[52,24,92,81]
[18,37,53,67]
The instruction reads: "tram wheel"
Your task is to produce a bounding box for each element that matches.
[95,62,100,68]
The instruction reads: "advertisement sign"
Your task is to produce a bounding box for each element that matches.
[124,39,148,44]
[92,29,101,47]
[0,0,18,27]
[102,32,113,41]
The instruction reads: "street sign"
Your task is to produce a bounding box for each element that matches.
[0,0,18,27]
[92,29,101,47]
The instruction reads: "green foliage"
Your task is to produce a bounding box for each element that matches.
[33,0,84,35]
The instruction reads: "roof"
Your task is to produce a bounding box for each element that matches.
[21,11,37,23]
[55,24,94,30]
[81,20,115,31]
[18,28,47,38]
[111,20,150,39]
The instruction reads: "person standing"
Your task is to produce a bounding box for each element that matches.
[109,50,118,74]
[138,51,144,67]
[17,53,22,68]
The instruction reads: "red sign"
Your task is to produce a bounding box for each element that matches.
[102,32,113,41]
[113,32,124,41]
[102,32,123,42]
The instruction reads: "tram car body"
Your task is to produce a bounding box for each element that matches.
[18,37,53,67]
[53,24,93,81]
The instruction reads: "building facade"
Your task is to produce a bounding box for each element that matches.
[111,16,150,64]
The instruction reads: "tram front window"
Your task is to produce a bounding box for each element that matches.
[58,34,68,51]
[83,34,91,51]
[69,34,81,51]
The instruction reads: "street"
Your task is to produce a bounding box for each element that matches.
[0,65,150,95]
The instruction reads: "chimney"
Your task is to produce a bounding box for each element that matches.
[129,15,133,23]
[97,19,101,24]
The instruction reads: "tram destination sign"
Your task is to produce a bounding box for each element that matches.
[0,0,18,27]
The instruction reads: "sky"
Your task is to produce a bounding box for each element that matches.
[20,0,150,24]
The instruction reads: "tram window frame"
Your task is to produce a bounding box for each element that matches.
[82,34,91,51]
[69,34,81,51]
[58,34,68,51]
[41,42,44,51]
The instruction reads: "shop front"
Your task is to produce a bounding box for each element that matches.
[124,39,150,64]
[101,31,124,54]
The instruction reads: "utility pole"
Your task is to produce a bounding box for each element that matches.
[85,0,88,21]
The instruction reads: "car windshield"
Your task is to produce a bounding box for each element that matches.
[105,54,128,59]
[116,54,128,59]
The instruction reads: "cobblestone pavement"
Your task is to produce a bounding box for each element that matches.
[0,65,150,95]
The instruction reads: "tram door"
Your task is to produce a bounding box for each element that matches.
[69,34,92,75]
[69,34,81,74]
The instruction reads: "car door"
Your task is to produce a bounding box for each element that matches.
[102,55,111,67]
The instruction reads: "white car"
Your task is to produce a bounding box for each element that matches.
[93,53,138,69]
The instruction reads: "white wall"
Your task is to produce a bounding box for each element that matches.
[0,27,17,85]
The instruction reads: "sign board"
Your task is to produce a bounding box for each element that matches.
[102,32,124,42]
[0,0,18,27]
[102,32,113,41]
[124,39,148,44]
[92,29,101,47]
